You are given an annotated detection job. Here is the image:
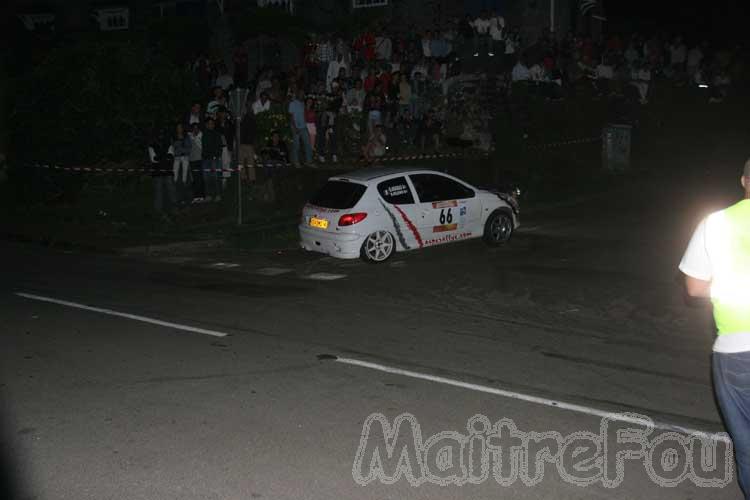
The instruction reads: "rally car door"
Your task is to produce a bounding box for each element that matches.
[375,176,423,250]
[408,173,481,245]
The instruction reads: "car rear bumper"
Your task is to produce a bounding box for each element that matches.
[299,225,364,259]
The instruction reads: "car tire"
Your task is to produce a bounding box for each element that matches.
[483,210,513,246]
[360,230,395,263]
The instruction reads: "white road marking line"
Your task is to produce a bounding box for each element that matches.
[159,256,196,264]
[210,262,240,268]
[15,292,228,338]
[304,272,347,281]
[255,267,293,276]
[334,356,730,444]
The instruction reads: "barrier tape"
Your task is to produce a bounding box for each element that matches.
[525,135,602,151]
[29,150,491,175]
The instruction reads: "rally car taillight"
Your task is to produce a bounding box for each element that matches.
[338,213,368,226]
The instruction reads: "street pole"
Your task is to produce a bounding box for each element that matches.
[550,0,555,33]
[229,87,249,226]
[236,117,242,226]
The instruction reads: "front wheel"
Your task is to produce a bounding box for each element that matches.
[483,211,513,246]
[360,230,395,263]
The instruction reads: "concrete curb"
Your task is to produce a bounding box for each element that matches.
[119,239,226,256]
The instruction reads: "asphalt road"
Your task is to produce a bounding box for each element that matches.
[0,170,745,499]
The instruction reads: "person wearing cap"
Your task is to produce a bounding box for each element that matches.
[680,158,750,498]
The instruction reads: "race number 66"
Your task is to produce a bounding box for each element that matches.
[439,208,453,225]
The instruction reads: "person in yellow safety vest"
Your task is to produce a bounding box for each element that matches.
[680,157,750,499]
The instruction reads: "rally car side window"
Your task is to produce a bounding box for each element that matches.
[377,177,415,205]
[409,174,475,203]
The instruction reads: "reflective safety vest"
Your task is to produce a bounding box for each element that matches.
[710,199,750,335]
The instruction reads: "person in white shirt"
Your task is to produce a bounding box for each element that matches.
[511,59,531,82]
[488,11,505,57]
[595,58,614,95]
[252,92,271,115]
[375,35,392,61]
[255,71,272,99]
[471,11,492,57]
[390,53,402,74]
[529,62,545,82]
[346,78,365,112]
[679,158,750,499]
[214,64,234,91]
[630,62,651,104]
[326,54,347,93]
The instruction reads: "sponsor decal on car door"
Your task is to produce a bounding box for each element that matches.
[377,177,424,250]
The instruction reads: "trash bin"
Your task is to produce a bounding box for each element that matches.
[602,124,632,173]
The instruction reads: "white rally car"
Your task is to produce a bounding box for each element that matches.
[299,167,520,262]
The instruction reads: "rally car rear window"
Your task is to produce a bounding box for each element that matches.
[309,181,367,209]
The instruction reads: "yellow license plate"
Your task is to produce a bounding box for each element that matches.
[309,217,328,229]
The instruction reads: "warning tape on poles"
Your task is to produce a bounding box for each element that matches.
[28,150,490,175]
[525,135,602,151]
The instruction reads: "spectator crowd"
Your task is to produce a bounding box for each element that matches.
[147,9,746,216]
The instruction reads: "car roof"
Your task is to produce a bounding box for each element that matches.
[329,166,442,183]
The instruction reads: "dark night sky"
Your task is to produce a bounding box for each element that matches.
[603,0,750,43]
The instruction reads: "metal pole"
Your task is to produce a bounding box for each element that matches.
[236,114,242,226]
[550,0,555,33]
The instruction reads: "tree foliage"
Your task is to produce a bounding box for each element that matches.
[10,35,194,166]
[229,7,309,47]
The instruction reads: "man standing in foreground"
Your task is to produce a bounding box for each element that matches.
[680,158,750,499]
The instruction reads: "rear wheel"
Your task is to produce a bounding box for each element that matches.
[360,230,395,263]
[483,210,513,246]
